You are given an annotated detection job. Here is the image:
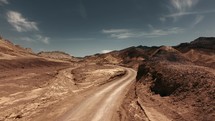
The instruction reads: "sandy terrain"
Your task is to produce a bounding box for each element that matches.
[0,59,128,121]
[57,68,136,121]
[0,63,70,121]
[0,37,214,121]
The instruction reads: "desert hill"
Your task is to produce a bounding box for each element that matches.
[174,37,215,68]
[119,37,215,121]
[83,37,215,121]
[37,51,79,62]
[0,36,214,121]
[0,38,35,59]
[0,37,130,121]
[175,37,215,52]
[149,46,190,63]
[84,46,155,69]
[90,37,214,69]
[0,38,71,71]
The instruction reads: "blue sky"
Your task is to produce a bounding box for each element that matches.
[0,0,215,57]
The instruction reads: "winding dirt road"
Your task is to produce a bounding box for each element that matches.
[57,68,136,121]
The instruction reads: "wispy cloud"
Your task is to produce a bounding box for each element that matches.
[164,9,215,28]
[7,11,39,32]
[101,50,113,54]
[162,0,200,21]
[170,0,198,13]
[110,32,135,39]
[102,27,184,39]
[141,27,184,38]
[191,15,204,28]
[0,0,9,5]
[20,35,50,45]
[20,37,35,42]
[165,9,215,18]
[6,10,50,45]
[161,0,215,28]
[35,35,50,44]
[102,29,134,39]
[102,29,129,34]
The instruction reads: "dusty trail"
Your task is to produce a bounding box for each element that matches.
[58,68,136,121]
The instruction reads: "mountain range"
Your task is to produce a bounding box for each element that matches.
[0,37,214,121]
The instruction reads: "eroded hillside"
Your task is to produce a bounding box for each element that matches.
[0,38,127,121]
[0,37,214,121]
[119,37,215,121]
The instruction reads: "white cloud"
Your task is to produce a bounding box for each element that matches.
[102,29,129,34]
[141,27,184,38]
[110,32,135,39]
[35,35,50,44]
[20,35,50,45]
[103,27,184,39]
[101,50,113,54]
[20,37,35,42]
[191,15,204,28]
[170,0,198,13]
[7,11,39,32]
[165,10,215,18]
[6,11,50,45]
[161,0,215,23]
[161,0,199,21]
[0,0,9,5]
[102,29,134,39]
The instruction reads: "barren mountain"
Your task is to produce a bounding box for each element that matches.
[83,37,215,120]
[82,38,214,121]
[175,37,215,68]
[0,37,128,121]
[0,38,73,120]
[84,46,156,69]
[0,38,70,71]
[119,37,215,121]
[175,37,215,52]
[0,37,214,121]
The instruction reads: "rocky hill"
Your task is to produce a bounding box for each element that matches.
[0,36,214,121]
[90,37,214,69]
[175,37,215,52]
[37,51,79,62]
[119,37,215,121]
[0,36,127,121]
[174,37,215,68]
[0,38,35,59]
[84,46,157,69]
[0,37,70,70]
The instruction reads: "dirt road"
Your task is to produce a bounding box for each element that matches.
[57,68,136,121]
